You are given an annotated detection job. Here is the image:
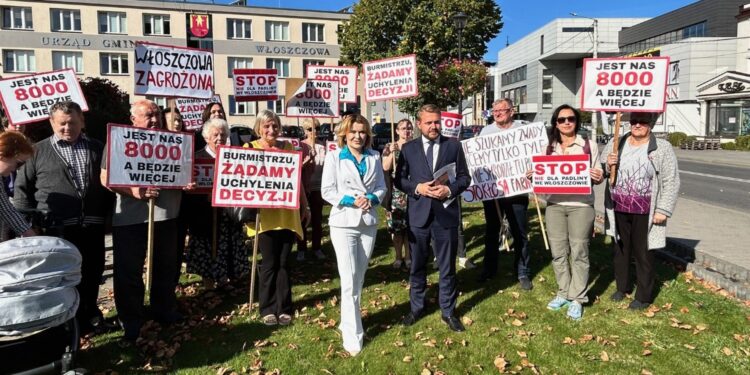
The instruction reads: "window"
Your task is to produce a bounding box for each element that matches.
[303,59,325,77]
[542,76,553,90]
[266,58,289,78]
[51,9,81,32]
[501,66,526,86]
[302,23,324,43]
[146,96,167,109]
[227,57,253,77]
[2,6,32,30]
[540,35,544,55]
[99,12,127,34]
[227,19,252,39]
[3,50,35,73]
[542,93,552,108]
[228,95,257,115]
[144,14,170,36]
[267,96,285,114]
[100,53,128,75]
[562,27,594,33]
[265,21,289,41]
[52,51,83,73]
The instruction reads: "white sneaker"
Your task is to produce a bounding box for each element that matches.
[296,252,306,261]
[392,259,403,269]
[314,249,327,260]
[458,257,476,269]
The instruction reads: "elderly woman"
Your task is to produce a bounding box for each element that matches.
[321,114,386,356]
[536,104,604,320]
[381,119,414,270]
[603,112,680,310]
[185,119,249,289]
[246,109,310,326]
[0,131,35,238]
[296,118,327,261]
[194,102,226,151]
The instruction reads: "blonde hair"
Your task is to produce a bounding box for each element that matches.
[253,109,281,135]
[336,114,373,149]
[302,118,320,130]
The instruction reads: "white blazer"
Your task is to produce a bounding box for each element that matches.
[321,148,387,228]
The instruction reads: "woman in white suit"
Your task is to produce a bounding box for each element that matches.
[321,114,386,356]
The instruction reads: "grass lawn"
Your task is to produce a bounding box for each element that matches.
[80,202,749,374]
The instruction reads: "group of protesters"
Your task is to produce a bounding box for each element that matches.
[0,96,679,355]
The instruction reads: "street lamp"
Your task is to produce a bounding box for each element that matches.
[570,12,601,140]
[453,11,467,138]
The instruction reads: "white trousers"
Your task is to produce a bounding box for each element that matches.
[330,222,377,352]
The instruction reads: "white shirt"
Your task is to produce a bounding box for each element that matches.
[421,135,440,172]
[479,120,526,136]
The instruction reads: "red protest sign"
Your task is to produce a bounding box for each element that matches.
[192,158,215,194]
[363,54,418,102]
[134,42,214,99]
[441,111,462,139]
[0,69,88,126]
[105,124,195,189]
[580,57,670,112]
[532,154,591,195]
[233,68,278,101]
[212,146,302,209]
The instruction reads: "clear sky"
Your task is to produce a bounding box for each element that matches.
[214,0,700,62]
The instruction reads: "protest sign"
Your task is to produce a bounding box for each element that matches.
[134,42,214,99]
[106,124,194,188]
[532,154,591,195]
[461,122,548,202]
[212,146,302,209]
[175,95,221,131]
[306,65,358,103]
[581,57,670,112]
[441,111,462,139]
[278,137,301,150]
[192,158,215,194]
[363,54,418,102]
[326,141,338,153]
[286,79,339,118]
[233,68,278,101]
[0,69,88,126]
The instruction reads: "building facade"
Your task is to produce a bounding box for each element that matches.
[494,17,648,125]
[0,0,352,125]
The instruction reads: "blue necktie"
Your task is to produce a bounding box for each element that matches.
[426,140,435,172]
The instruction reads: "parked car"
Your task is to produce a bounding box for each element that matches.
[371,122,394,152]
[460,125,483,139]
[229,124,257,146]
[317,123,334,142]
[282,125,305,140]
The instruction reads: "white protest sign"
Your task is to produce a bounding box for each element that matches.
[175,95,221,131]
[461,122,548,202]
[286,79,339,118]
[532,154,591,195]
[306,65,358,103]
[192,158,215,194]
[233,68,278,101]
[363,54,418,102]
[134,42,214,99]
[0,69,88,126]
[581,57,670,112]
[441,111,462,139]
[326,141,338,153]
[106,124,194,188]
[212,146,302,209]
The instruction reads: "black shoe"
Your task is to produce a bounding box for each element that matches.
[90,316,119,334]
[519,277,533,291]
[628,300,650,310]
[401,312,419,326]
[610,291,626,302]
[441,315,465,332]
[477,273,495,283]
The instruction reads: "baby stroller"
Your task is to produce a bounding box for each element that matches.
[0,236,86,374]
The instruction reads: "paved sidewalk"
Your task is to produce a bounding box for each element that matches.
[594,148,750,300]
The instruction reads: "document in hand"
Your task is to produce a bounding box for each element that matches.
[433,162,456,208]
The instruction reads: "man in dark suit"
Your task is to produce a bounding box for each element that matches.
[395,104,471,332]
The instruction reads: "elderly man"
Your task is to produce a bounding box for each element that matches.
[477,98,534,290]
[13,100,114,334]
[101,99,183,344]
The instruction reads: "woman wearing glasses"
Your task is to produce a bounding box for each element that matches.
[603,112,679,310]
[535,105,603,320]
[297,118,327,261]
[0,131,35,238]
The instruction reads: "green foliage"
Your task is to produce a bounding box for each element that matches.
[339,0,502,115]
[667,132,688,147]
[79,77,130,143]
[735,135,750,150]
[721,142,737,150]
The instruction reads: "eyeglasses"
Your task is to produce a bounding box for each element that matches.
[630,119,651,127]
[493,109,512,114]
[556,116,577,124]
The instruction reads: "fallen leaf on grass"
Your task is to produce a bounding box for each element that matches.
[684,344,696,350]
[722,347,733,356]
[641,370,653,375]
[643,311,655,318]
[511,292,520,299]
[680,307,690,314]
[394,340,405,347]
[494,355,509,372]
[562,337,577,345]
[461,316,474,326]
[403,356,413,363]
[421,369,432,375]
[734,334,746,342]
[600,351,609,362]
[642,349,652,356]
[511,319,524,327]
[423,339,437,348]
